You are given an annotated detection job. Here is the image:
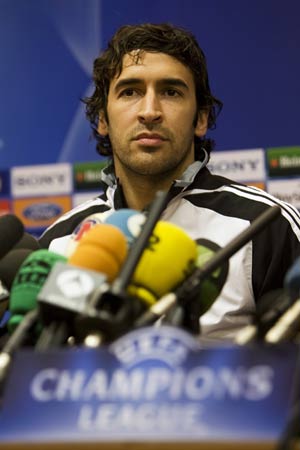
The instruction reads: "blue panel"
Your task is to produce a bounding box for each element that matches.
[0,0,300,166]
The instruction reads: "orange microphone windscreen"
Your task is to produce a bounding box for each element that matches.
[68,223,127,282]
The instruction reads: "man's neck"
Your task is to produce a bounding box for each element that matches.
[117,172,175,210]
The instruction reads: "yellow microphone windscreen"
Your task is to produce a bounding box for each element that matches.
[128,221,197,300]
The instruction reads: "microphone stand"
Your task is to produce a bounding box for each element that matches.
[0,310,39,387]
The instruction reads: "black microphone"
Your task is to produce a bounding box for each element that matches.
[36,261,110,349]
[0,249,35,324]
[264,257,300,344]
[0,214,24,260]
[0,248,37,291]
[134,205,282,328]
[0,231,40,293]
[0,232,40,320]
[12,232,40,251]
[235,289,292,345]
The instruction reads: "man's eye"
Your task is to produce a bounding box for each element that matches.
[120,88,136,97]
[164,89,180,97]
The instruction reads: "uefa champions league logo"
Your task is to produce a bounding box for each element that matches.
[110,326,201,368]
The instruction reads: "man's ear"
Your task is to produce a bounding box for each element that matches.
[97,111,109,135]
[195,111,208,138]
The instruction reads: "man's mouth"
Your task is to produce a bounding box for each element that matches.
[134,133,167,146]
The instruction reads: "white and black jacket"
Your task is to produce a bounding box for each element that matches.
[39,161,300,343]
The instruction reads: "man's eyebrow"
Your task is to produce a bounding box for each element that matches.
[113,77,189,91]
[113,78,143,91]
[159,78,189,90]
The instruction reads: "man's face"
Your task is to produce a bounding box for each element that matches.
[98,51,208,179]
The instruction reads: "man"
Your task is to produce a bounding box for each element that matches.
[40,23,300,343]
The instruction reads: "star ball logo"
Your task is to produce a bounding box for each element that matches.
[110,326,201,368]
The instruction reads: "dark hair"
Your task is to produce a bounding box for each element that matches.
[83,23,223,158]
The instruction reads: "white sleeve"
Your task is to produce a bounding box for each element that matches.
[48,235,72,257]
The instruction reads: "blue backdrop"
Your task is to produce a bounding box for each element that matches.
[1,0,299,167]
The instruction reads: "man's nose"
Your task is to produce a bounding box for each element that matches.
[138,92,162,124]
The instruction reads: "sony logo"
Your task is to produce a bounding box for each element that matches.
[16,174,66,186]
[209,159,261,173]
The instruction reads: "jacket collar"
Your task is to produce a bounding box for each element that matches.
[100,159,205,190]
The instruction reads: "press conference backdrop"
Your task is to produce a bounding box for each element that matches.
[1,0,300,235]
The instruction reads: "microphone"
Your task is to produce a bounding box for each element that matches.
[127,220,197,306]
[8,249,67,334]
[0,250,36,290]
[66,211,112,257]
[283,256,300,300]
[78,221,197,342]
[37,192,188,347]
[0,237,41,292]
[0,249,34,324]
[103,208,146,245]
[72,191,170,344]
[0,249,67,384]
[0,231,40,322]
[68,223,128,283]
[12,232,40,251]
[133,238,228,332]
[36,261,109,349]
[235,289,292,345]
[172,239,229,333]
[66,209,145,260]
[264,257,300,344]
[35,222,130,348]
[134,205,282,328]
[194,239,229,313]
[107,191,169,299]
[0,214,24,260]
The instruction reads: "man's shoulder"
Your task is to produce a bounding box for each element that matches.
[39,196,112,249]
[176,169,300,244]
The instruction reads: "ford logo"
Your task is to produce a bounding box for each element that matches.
[23,203,62,221]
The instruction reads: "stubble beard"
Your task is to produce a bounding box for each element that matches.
[111,134,195,179]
